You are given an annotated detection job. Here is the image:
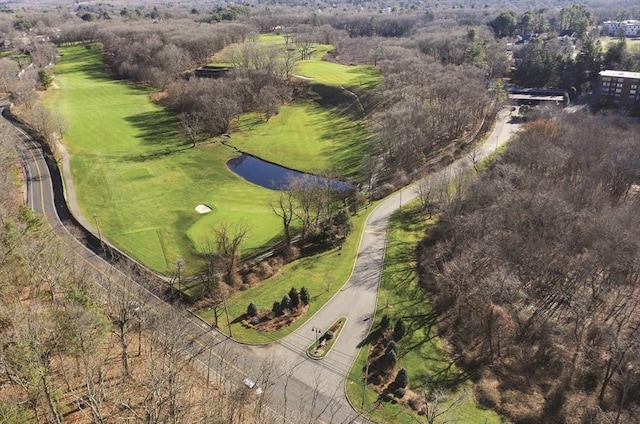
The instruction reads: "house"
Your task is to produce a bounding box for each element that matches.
[598,70,640,110]
[557,29,576,39]
[602,20,640,37]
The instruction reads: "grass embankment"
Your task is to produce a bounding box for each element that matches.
[345,201,503,424]
[196,201,377,343]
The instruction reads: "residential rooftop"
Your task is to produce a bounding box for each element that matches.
[599,70,640,79]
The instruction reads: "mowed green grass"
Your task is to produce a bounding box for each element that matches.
[45,45,282,274]
[296,58,381,88]
[600,36,640,53]
[230,103,371,179]
[212,34,381,88]
[45,44,374,275]
[345,202,503,424]
[197,202,375,343]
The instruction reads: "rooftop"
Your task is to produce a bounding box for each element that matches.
[599,70,640,79]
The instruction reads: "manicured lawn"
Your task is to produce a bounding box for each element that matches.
[45,45,283,274]
[345,201,503,424]
[230,102,371,180]
[600,36,640,52]
[211,34,381,89]
[296,60,381,88]
[196,203,376,343]
[44,44,375,275]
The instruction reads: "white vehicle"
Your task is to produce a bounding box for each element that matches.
[242,377,263,395]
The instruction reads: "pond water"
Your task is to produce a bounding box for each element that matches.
[227,154,353,191]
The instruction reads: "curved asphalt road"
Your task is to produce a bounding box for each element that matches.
[4,104,519,424]
[250,108,521,419]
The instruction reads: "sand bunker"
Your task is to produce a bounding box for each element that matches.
[196,204,213,214]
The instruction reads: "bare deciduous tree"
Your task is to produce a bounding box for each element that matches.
[213,221,249,285]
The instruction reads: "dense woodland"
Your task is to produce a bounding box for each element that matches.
[1,1,640,423]
[418,113,640,423]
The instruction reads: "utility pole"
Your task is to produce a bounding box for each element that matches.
[312,326,322,352]
[223,293,233,337]
[362,361,370,412]
[93,213,103,250]
[175,258,184,294]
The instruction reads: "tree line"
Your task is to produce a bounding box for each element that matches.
[417,112,640,423]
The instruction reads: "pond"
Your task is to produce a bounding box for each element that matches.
[227,154,353,191]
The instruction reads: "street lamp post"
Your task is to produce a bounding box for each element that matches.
[175,258,184,294]
[93,213,103,250]
[312,326,322,352]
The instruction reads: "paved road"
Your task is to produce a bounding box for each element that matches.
[5,106,519,424]
[249,109,521,416]
[3,109,363,424]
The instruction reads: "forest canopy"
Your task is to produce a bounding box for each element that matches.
[418,113,640,423]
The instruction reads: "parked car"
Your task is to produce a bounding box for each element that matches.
[242,377,263,395]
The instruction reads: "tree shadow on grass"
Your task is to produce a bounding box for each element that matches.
[123,110,183,146]
[121,111,192,162]
[58,45,115,82]
[320,118,373,181]
[357,327,383,348]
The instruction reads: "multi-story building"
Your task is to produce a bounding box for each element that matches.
[602,20,640,37]
[598,70,640,110]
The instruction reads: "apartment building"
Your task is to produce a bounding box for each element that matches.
[598,70,640,110]
[602,20,640,37]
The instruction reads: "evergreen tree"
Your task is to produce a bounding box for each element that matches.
[380,314,391,332]
[281,294,291,311]
[300,286,310,305]
[393,318,405,341]
[289,287,300,308]
[247,302,258,317]
[385,349,397,370]
[393,368,409,389]
[385,340,398,355]
[38,69,53,90]
[272,301,282,316]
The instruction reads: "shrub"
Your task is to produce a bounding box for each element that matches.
[300,286,310,305]
[281,294,291,311]
[247,302,258,317]
[325,330,334,340]
[393,318,405,341]
[385,340,397,355]
[257,262,274,279]
[272,301,282,316]
[38,69,54,90]
[281,245,300,262]
[289,287,300,308]
[394,368,409,389]
[243,272,260,287]
[392,387,406,398]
